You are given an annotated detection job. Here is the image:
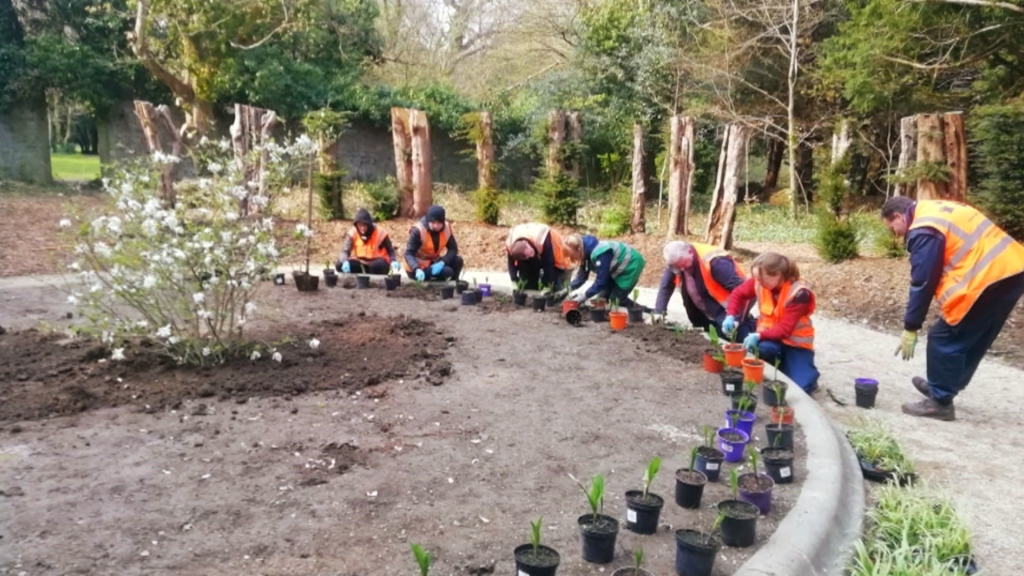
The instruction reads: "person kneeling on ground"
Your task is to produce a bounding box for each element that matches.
[724,252,820,394]
[565,234,646,308]
[657,240,753,338]
[336,208,401,276]
[403,205,464,281]
[506,222,573,293]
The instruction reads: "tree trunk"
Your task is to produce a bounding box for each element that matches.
[630,123,646,234]
[787,0,801,218]
[567,111,583,179]
[477,111,496,190]
[764,138,784,189]
[704,124,747,249]
[831,120,851,163]
[796,142,814,204]
[230,104,279,215]
[896,115,917,198]
[546,110,566,177]
[915,112,967,201]
[667,115,695,237]
[392,107,415,217]
[133,100,185,207]
[410,109,433,218]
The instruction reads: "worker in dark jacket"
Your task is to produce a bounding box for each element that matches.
[565,234,645,308]
[403,205,464,281]
[883,197,1024,421]
[336,208,400,275]
[656,240,753,338]
[507,223,573,291]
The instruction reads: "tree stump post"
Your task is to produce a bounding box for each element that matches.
[477,111,496,190]
[133,100,185,207]
[896,115,918,198]
[667,115,695,237]
[704,124,748,249]
[546,110,566,177]
[764,137,784,189]
[630,123,646,233]
[391,108,415,217]
[567,111,583,179]
[229,103,279,215]
[410,109,433,218]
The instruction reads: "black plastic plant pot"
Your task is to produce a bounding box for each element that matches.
[761,447,795,485]
[293,272,319,292]
[717,500,759,548]
[474,289,483,303]
[440,286,455,300]
[624,490,664,535]
[384,275,401,291]
[627,307,645,323]
[532,296,547,312]
[694,446,725,482]
[765,423,794,451]
[720,369,744,396]
[565,309,583,326]
[859,459,917,486]
[763,380,788,407]
[455,280,469,293]
[674,529,720,576]
[577,513,619,564]
[674,468,708,509]
[513,291,528,306]
[461,290,478,305]
[730,392,758,413]
[854,383,878,409]
[325,274,338,288]
[356,275,371,289]
[545,294,558,307]
[590,308,608,322]
[273,272,286,286]
[513,543,561,576]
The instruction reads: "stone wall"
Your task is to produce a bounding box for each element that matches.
[0,99,52,184]
[96,101,150,166]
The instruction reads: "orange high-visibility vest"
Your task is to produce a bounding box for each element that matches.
[756,280,815,350]
[506,223,570,270]
[403,221,452,272]
[909,200,1024,325]
[691,243,744,305]
[349,227,390,262]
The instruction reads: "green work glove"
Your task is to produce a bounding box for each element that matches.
[894,330,918,361]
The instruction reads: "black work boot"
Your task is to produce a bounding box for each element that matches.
[901,398,956,421]
[911,377,931,398]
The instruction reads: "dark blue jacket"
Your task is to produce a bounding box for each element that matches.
[404,218,459,271]
[508,234,557,284]
[654,257,745,318]
[569,235,613,299]
[903,205,946,331]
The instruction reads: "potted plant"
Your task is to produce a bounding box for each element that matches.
[589,298,609,322]
[513,279,529,306]
[351,261,371,289]
[624,457,664,535]
[626,289,645,323]
[771,403,794,426]
[720,365,744,396]
[410,543,431,576]
[472,278,483,302]
[608,298,628,331]
[478,276,492,297]
[573,473,619,564]
[724,406,756,439]
[737,448,775,515]
[293,152,320,292]
[722,329,745,367]
[440,281,456,300]
[675,446,709,509]
[694,426,725,482]
[854,377,879,408]
[461,287,479,306]
[531,290,547,312]
[763,370,788,407]
[717,423,750,464]
[703,326,726,374]
[323,261,338,288]
[717,470,759,547]
[514,517,560,576]
[674,514,722,576]
[847,420,916,485]
[760,442,795,485]
[731,381,758,413]
[384,264,401,291]
[272,271,286,285]
[612,548,653,576]
[741,345,764,383]
[765,422,794,451]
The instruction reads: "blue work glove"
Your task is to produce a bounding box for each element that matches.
[414,269,426,282]
[390,261,401,274]
[743,332,760,353]
[722,315,737,336]
[340,261,351,274]
[430,261,445,276]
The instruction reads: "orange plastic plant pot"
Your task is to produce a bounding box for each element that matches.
[771,406,794,425]
[742,359,765,383]
[723,344,745,367]
[609,310,628,331]
[562,300,579,315]
[703,351,725,373]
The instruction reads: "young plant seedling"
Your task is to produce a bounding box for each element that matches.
[709,325,721,348]
[728,468,740,500]
[737,392,754,414]
[703,510,727,545]
[752,342,761,361]
[773,357,781,382]
[515,278,528,293]
[632,288,640,305]
[570,473,605,523]
[642,456,662,498]
[633,547,645,571]
[689,445,700,470]
[410,543,431,576]
[702,425,716,448]
[771,381,787,406]
[727,411,739,429]
[529,517,543,555]
[609,297,620,312]
[749,447,761,477]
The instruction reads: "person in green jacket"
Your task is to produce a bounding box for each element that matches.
[565,234,646,308]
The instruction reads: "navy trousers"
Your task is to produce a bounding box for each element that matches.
[925,272,1024,401]
[407,256,465,281]
[758,340,820,393]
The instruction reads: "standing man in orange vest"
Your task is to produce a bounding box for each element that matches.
[336,208,401,275]
[506,223,573,292]
[883,197,1024,421]
[725,252,820,394]
[403,205,464,281]
[657,241,753,339]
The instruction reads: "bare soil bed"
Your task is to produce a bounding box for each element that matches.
[0,279,805,576]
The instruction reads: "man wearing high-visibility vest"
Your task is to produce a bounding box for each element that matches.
[725,252,820,394]
[883,197,1024,421]
[403,205,465,281]
[657,240,753,339]
[565,234,646,309]
[336,208,401,275]
[506,223,574,292]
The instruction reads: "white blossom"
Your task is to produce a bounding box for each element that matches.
[192,292,205,304]
[272,352,282,363]
[111,348,126,361]
[202,347,211,357]
[294,223,313,239]
[156,324,172,339]
[67,294,79,305]
[244,302,257,316]
[309,338,320,350]
[168,336,180,345]
[250,350,261,361]
[207,162,224,175]
[59,218,72,228]
[143,275,157,289]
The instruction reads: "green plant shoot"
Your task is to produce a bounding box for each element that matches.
[632,288,639,302]
[633,547,645,569]
[529,517,543,554]
[571,473,605,522]
[702,425,715,448]
[689,445,700,470]
[642,456,662,498]
[709,325,721,347]
[515,278,528,293]
[410,543,431,576]
[773,357,781,381]
[749,447,761,476]
[729,468,740,499]
[772,381,787,405]
[737,394,753,413]
[727,411,739,429]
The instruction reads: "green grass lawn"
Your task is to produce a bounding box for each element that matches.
[51,153,101,181]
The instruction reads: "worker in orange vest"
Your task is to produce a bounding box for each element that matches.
[336,208,400,275]
[725,252,820,394]
[658,240,753,339]
[403,205,464,281]
[506,223,573,291]
[883,197,1024,421]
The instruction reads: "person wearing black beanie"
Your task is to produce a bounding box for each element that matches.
[336,208,399,275]
[403,205,464,281]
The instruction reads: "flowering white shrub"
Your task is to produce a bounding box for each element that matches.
[63,137,316,365]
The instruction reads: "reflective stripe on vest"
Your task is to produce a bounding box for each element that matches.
[506,224,570,270]
[404,221,451,272]
[756,280,815,350]
[910,200,1024,325]
[350,227,390,262]
[601,241,634,277]
[691,242,744,305]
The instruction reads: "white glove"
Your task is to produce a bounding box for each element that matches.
[571,291,588,303]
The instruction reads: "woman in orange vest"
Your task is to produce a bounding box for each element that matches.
[506,223,572,291]
[402,205,464,281]
[336,208,400,275]
[883,197,1024,421]
[657,240,753,339]
[725,252,820,394]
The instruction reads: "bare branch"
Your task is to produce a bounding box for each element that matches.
[229,0,291,50]
[910,0,1024,12]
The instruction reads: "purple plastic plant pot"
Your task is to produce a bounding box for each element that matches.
[738,473,775,515]
[478,283,492,297]
[855,378,879,387]
[717,428,750,463]
[725,410,756,438]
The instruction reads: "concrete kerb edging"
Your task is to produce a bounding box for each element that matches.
[458,269,864,576]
